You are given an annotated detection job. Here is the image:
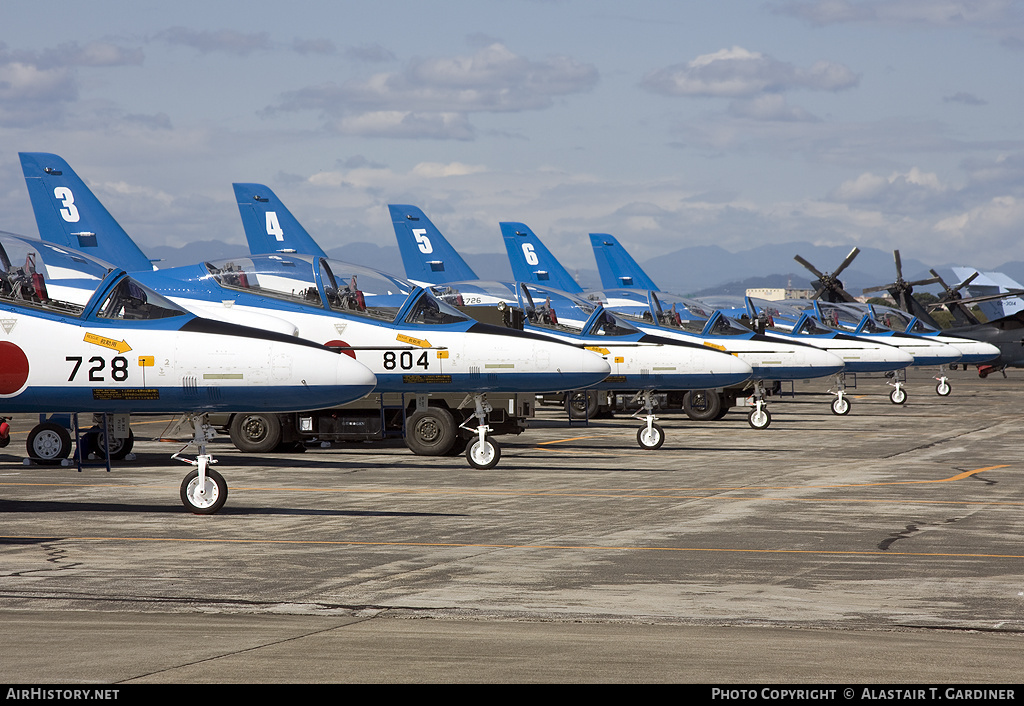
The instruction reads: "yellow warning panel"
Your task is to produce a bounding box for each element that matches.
[84,332,132,353]
[396,333,431,348]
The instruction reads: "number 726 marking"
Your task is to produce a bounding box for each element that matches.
[67,356,129,382]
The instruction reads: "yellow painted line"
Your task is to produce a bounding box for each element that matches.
[2,534,1023,560]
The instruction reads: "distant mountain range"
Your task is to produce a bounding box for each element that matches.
[147,240,1024,298]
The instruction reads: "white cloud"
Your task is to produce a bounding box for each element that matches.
[327,111,475,140]
[266,43,598,139]
[641,46,858,98]
[935,195,1024,237]
[411,162,487,178]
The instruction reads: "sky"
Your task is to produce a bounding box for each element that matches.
[2,0,1024,276]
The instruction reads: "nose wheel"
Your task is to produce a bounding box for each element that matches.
[748,406,772,429]
[461,394,500,469]
[889,383,907,405]
[173,415,228,514]
[180,467,228,514]
[632,390,666,449]
[829,373,851,415]
[637,423,665,449]
[466,437,501,469]
[747,380,772,429]
[831,394,851,415]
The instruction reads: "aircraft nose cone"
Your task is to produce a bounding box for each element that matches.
[583,348,613,377]
[885,346,916,366]
[335,353,377,404]
[916,341,961,366]
[717,353,754,385]
[805,348,846,378]
[946,338,1000,364]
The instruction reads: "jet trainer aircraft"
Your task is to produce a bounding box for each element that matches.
[387,206,829,430]
[588,233,919,414]
[237,189,752,449]
[0,230,377,513]
[592,233,1001,404]
[20,156,611,470]
[499,222,851,428]
[20,153,303,339]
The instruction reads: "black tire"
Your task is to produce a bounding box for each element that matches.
[27,423,72,464]
[566,390,600,420]
[466,437,501,469]
[890,388,907,405]
[636,423,665,449]
[683,390,722,421]
[91,428,135,460]
[229,413,282,453]
[180,468,228,514]
[405,407,457,456]
[936,380,951,396]
[831,397,851,416]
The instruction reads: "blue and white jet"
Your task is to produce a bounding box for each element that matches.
[241,192,753,449]
[19,156,612,470]
[0,230,377,513]
[500,222,849,429]
[388,206,831,430]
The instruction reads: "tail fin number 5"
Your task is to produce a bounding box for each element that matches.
[413,229,433,254]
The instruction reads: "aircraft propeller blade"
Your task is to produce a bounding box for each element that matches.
[832,247,860,278]
[794,255,825,280]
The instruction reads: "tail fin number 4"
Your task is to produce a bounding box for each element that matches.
[265,211,284,241]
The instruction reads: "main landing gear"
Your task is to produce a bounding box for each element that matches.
[829,373,851,416]
[633,390,665,449]
[747,380,771,429]
[462,394,501,469]
[173,415,228,514]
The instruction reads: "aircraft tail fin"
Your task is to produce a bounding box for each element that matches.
[232,183,327,259]
[19,152,155,272]
[499,221,583,294]
[388,205,478,284]
[589,233,659,290]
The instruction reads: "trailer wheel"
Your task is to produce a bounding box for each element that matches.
[683,390,722,421]
[229,413,282,453]
[405,407,456,456]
